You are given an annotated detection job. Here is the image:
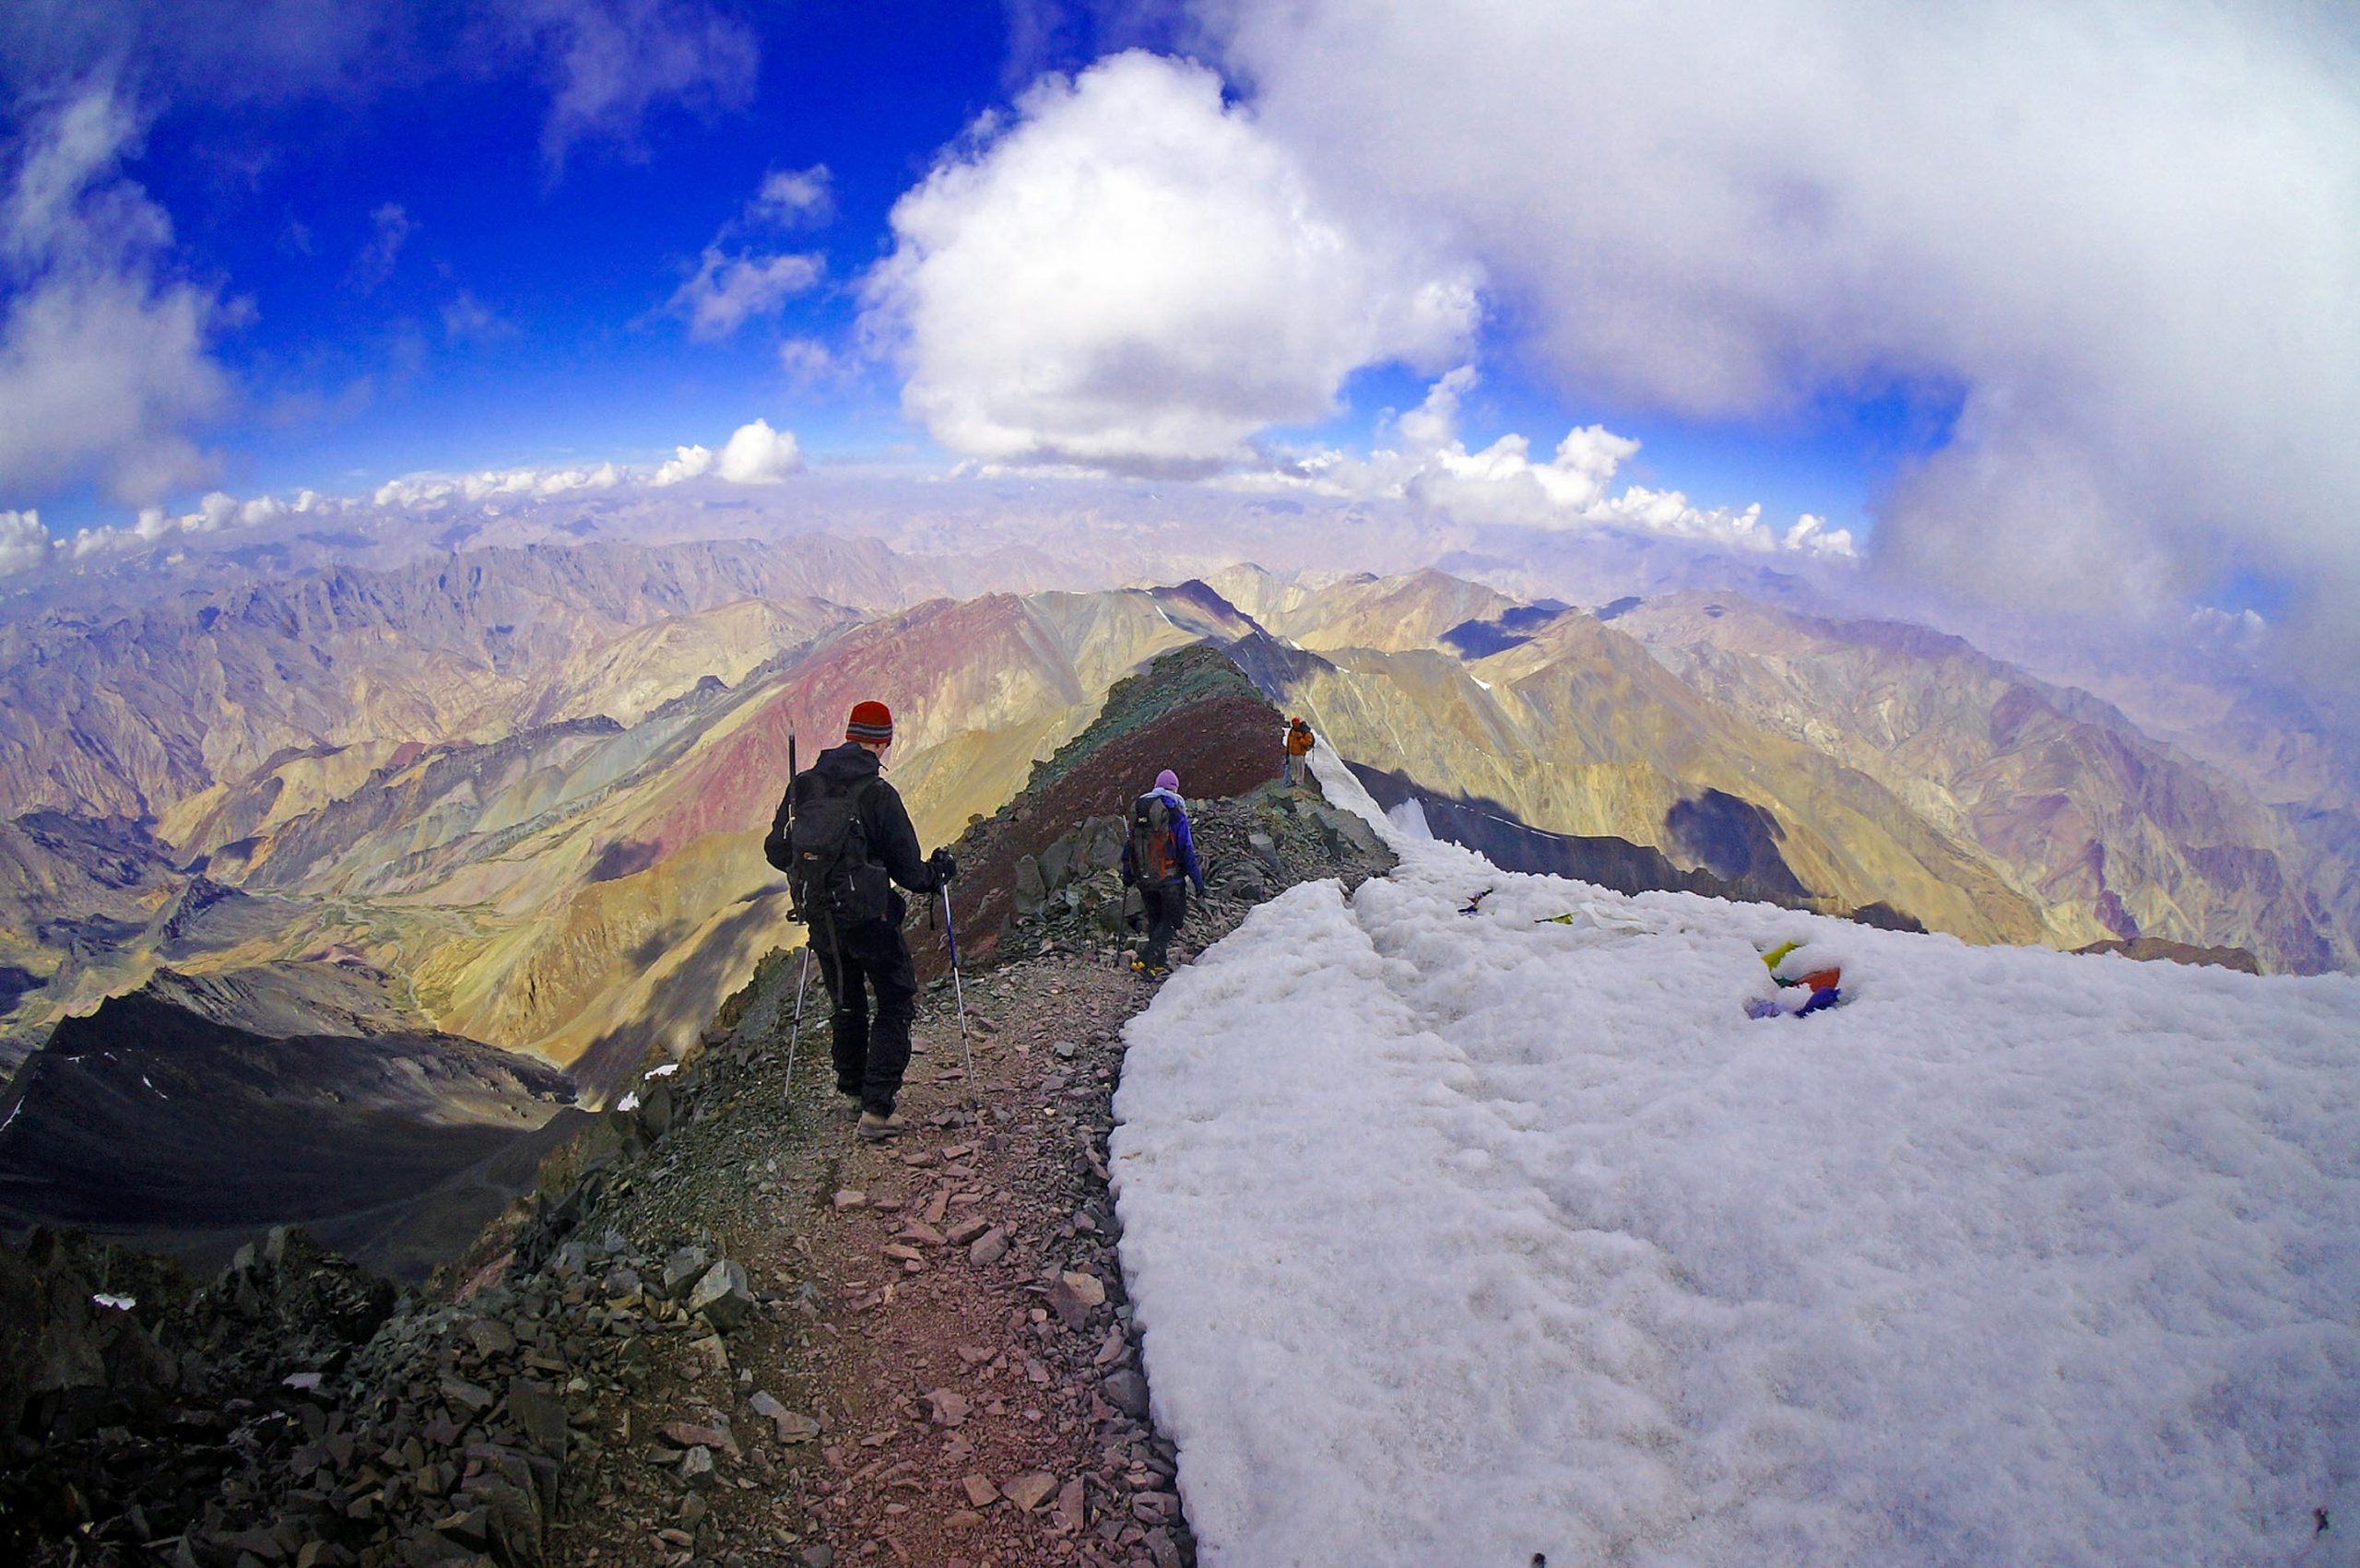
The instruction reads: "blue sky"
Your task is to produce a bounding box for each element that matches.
[0,0,1949,542]
[2,0,2354,663]
[123,2,1010,498]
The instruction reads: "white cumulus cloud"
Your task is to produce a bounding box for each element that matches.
[714,417,800,484]
[0,85,230,508]
[1200,0,2360,660]
[862,49,1480,475]
[38,417,796,570]
[650,442,714,486]
[372,461,625,511]
[1270,368,1852,557]
[0,508,47,576]
[360,421,795,510]
[53,483,341,559]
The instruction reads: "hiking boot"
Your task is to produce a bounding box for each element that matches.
[856,1111,907,1142]
[835,1096,864,1122]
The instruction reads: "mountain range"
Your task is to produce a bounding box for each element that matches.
[3,535,2352,1099]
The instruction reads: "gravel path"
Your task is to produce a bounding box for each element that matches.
[549,923,1245,1568]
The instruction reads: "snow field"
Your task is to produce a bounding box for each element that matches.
[1107,748,2360,1566]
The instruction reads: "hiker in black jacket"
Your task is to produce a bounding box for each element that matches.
[782,700,953,1142]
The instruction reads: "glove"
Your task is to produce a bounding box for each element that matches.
[928,847,958,886]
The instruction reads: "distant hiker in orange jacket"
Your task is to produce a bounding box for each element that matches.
[1283,715,1316,789]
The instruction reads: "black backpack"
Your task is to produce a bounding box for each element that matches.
[776,770,891,927]
[1129,794,1178,884]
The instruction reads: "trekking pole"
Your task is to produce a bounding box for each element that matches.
[941,885,974,1102]
[784,942,811,1107]
[779,722,808,1109]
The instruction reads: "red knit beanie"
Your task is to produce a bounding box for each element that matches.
[846,701,893,743]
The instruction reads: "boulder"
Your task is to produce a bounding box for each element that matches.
[463,1475,542,1567]
[1087,815,1128,868]
[1103,1368,1150,1419]
[1041,835,1078,890]
[679,1444,715,1487]
[687,1260,752,1332]
[661,1245,711,1299]
[637,1079,675,1139]
[1001,1471,1057,1512]
[507,1378,567,1457]
[748,1390,820,1444]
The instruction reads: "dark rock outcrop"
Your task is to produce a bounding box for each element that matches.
[0,972,575,1281]
[2071,937,2262,973]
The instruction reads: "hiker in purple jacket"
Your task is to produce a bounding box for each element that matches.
[1120,768,1206,976]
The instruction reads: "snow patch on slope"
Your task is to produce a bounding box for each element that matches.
[1110,742,2360,1565]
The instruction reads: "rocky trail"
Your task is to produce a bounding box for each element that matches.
[564,944,1206,1568]
[1,763,1393,1567]
[551,782,1388,1568]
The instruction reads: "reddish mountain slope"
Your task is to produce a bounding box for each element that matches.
[935,644,1285,972]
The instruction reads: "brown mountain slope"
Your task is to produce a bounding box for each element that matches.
[123,584,1250,1097]
[1236,607,2047,945]
[0,813,189,1067]
[525,584,1247,1091]
[937,643,1291,972]
[1610,593,2345,972]
[1205,564,1515,653]
[0,536,913,822]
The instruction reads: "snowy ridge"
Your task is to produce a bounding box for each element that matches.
[1110,742,2360,1565]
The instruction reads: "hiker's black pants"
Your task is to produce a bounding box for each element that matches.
[814,916,917,1114]
[1139,880,1187,969]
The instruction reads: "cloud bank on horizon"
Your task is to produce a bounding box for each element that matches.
[0,0,2354,673]
[34,412,810,560]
